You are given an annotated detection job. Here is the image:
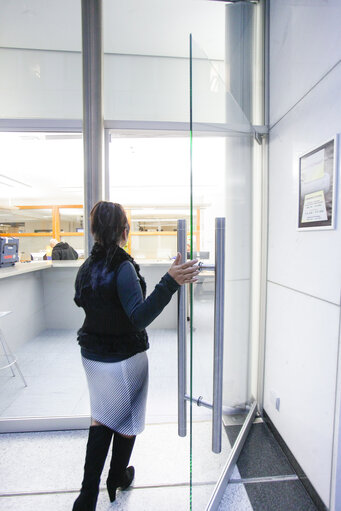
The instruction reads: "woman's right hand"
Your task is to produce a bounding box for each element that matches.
[168,253,199,285]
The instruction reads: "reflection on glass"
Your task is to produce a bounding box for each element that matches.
[0,131,85,423]
[60,208,84,233]
[109,133,214,261]
[0,208,53,234]
[60,236,85,259]
[0,132,84,207]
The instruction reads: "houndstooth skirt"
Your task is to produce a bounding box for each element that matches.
[82,352,149,436]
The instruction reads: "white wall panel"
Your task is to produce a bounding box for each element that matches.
[264,282,340,506]
[270,0,341,126]
[42,267,84,330]
[267,2,341,507]
[0,272,46,351]
[268,63,341,304]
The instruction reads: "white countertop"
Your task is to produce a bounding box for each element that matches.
[0,260,83,280]
[0,261,50,279]
[0,259,174,280]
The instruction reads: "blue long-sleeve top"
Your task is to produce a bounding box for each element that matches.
[117,261,179,329]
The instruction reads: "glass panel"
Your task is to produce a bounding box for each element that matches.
[0,1,82,119]
[109,133,190,263]
[108,131,193,500]
[0,132,85,422]
[17,236,53,262]
[0,208,53,234]
[189,36,255,509]
[59,208,84,233]
[60,236,85,259]
[103,0,226,123]
[59,207,85,258]
[0,132,84,206]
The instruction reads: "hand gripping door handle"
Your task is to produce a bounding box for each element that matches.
[177,219,187,437]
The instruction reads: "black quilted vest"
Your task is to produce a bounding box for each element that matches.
[74,244,149,357]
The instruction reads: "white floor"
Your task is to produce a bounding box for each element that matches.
[0,327,214,421]
[0,324,253,510]
[0,425,252,511]
[0,329,87,418]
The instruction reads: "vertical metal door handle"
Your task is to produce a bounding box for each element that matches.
[212,217,225,453]
[177,219,187,437]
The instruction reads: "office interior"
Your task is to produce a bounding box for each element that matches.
[0,1,340,510]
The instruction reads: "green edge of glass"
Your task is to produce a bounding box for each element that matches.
[189,32,193,511]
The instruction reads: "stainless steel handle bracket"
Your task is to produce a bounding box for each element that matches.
[198,262,215,272]
[185,393,213,410]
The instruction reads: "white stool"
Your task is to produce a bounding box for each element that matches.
[0,311,27,387]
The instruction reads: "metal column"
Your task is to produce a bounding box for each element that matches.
[81,0,104,257]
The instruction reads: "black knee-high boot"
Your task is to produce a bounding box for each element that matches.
[106,432,136,502]
[72,425,113,511]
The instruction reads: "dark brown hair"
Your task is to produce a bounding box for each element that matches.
[90,201,128,248]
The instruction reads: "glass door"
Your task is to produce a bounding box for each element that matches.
[179,36,258,510]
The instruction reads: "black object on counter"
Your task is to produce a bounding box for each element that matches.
[0,237,19,267]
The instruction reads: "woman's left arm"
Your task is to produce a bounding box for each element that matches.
[116,260,196,330]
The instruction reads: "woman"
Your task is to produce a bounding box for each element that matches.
[72,201,198,510]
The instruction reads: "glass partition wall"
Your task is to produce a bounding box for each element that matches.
[0,131,86,424]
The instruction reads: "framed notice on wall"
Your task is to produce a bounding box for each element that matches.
[298,136,339,230]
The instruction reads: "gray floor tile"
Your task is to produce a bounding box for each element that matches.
[225,422,295,479]
[244,480,319,511]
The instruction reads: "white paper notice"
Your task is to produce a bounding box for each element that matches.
[301,190,328,223]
